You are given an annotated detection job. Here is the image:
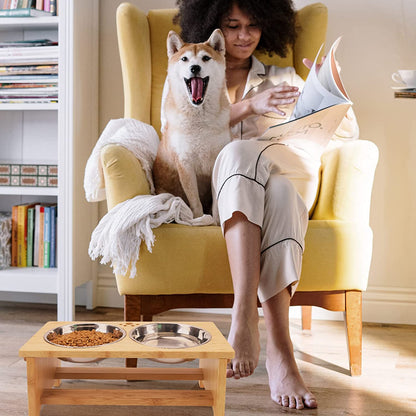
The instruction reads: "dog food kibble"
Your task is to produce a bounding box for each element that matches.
[47,329,123,347]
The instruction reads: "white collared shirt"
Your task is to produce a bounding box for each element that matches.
[231,55,306,141]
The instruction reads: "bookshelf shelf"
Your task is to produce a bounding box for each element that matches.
[0,16,58,30]
[0,103,59,110]
[0,2,99,320]
[0,186,58,196]
[0,267,57,294]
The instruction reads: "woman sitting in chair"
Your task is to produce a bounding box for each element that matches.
[175,0,358,410]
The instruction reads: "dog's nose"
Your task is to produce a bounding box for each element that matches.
[190,65,201,75]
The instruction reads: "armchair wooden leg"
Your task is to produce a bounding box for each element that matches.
[301,306,312,330]
[345,291,362,376]
[124,295,142,368]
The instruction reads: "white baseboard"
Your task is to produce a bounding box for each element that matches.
[362,286,416,325]
[2,275,415,326]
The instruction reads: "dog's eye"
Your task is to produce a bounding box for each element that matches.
[202,56,211,62]
[181,56,188,62]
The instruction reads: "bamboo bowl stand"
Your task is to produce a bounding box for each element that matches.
[19,321,234,416]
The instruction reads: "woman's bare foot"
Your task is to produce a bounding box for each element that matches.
[266,341,317,409]
[227,310,260,379]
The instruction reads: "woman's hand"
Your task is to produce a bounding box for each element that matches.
[248,82,300,117]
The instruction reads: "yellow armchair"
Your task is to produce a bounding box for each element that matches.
[100,2,379,376]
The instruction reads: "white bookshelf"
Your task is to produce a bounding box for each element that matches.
[0,1,99,320]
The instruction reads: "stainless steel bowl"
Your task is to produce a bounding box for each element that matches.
[129,323,211,364]
[43,322,126,363]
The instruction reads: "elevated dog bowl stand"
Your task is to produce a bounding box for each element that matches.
[19,321,234,416]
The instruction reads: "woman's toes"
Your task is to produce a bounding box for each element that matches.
[289,396,297,409]
[240,361,250,377]
[281,395,289,407]
[226,362,234,378]
[304,394,318,408]
[295,395,305,409]
[233,368,241,379]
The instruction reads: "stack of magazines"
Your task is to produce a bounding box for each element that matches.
[0,38,58,104]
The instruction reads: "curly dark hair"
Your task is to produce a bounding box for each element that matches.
[174,0,297,57]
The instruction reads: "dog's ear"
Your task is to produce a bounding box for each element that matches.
[167,30,184,58]
[206,29,225,56]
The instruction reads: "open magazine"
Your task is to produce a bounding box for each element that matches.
[259,37,351,149]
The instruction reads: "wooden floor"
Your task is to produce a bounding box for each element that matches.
[1,302,415,416]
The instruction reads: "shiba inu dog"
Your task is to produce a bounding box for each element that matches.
[152,29,230,218]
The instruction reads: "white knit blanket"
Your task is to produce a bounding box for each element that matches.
[84,118,215,278]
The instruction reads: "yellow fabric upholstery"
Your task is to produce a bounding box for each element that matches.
[105,3,378,299]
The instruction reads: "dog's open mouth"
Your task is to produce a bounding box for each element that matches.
[184,76,209,105]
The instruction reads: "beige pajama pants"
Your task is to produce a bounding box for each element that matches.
[212,139,321,303]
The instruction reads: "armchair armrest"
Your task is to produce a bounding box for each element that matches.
[101,144,151,210]
[311,140,379,223]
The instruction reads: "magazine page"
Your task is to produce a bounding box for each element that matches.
[316,37,350,101]
[259,103,351,149]
[290,37,351,121]
[258,37,352,150]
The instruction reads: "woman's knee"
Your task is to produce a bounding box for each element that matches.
[266,175,299,203]
[216,140,258,168]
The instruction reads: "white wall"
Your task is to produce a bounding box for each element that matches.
[96,0,416,324]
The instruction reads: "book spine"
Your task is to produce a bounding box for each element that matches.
[49,0,55,15]
[17,204,27,267]
[49,204,56,267]
[26,206,34,267]
[11,204,18,267]
[38,206,44,268]
[43,205,50,268]
[0,8,30,16]
[33,204,40,267]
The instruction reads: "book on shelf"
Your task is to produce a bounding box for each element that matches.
[0,87,58,96]
[43,204,50,267]
[26,205,35,267]
[0,38,59,102]
[0,0,57,16]
[35,203,57,268]
[11,204,18,266]
[0,45,58,57]
[0,7,52,17]
[33,203,40,267]
[0,82,57,88]
[16,203,35,267]
[0,58,58,66]
[0,39,57,48]
[9,202,57,268]
[37,205,44,267]
[0,75,58,87]
[0,97,57,104]
[49,204,56,267]
[259,37,352,151]
[0,64,58,76]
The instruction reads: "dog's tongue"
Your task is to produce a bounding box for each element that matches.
[190,77,203,102]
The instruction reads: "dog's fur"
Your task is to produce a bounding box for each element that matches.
[152,29,230,218]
